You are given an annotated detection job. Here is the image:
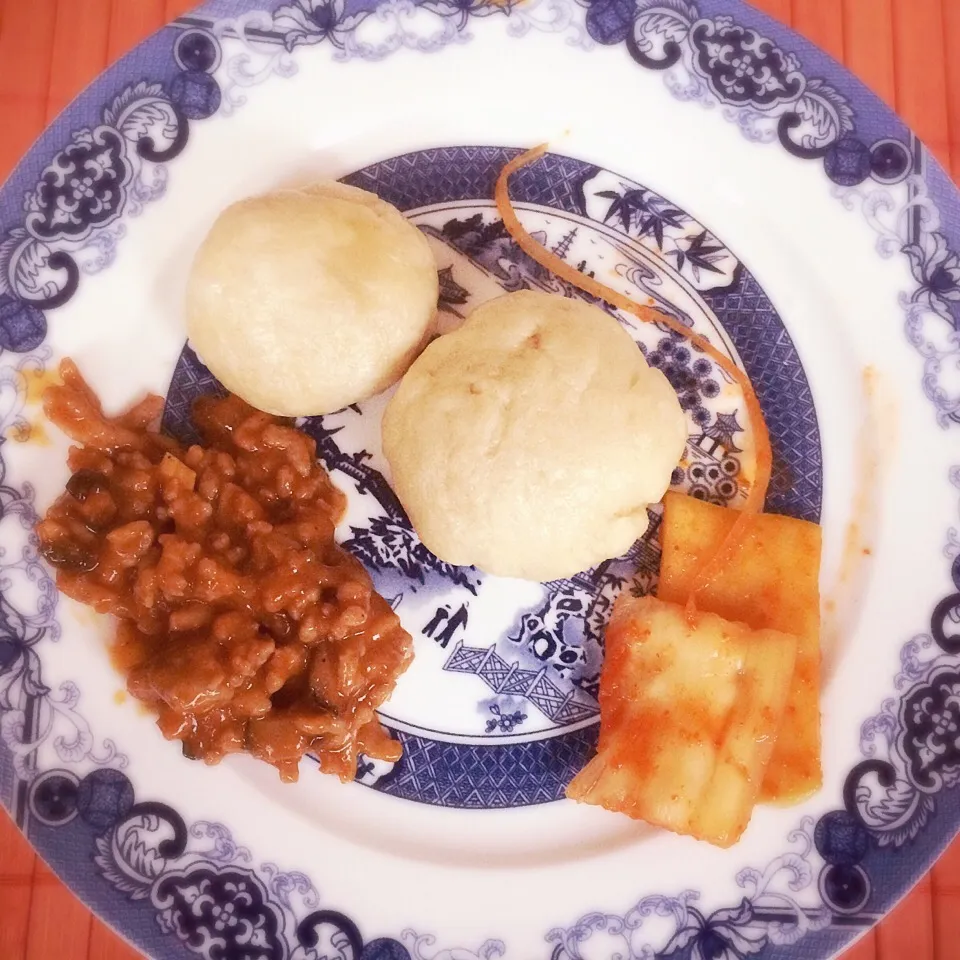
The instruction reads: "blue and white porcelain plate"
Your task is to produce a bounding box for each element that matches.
[2,1,960,957]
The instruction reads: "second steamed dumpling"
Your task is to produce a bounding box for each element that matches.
[187,181,439,416]
[382,290,687,581]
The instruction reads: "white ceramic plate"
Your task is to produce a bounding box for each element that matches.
[2,2,960,958]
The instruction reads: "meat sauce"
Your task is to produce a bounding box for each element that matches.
[36,360,412,782]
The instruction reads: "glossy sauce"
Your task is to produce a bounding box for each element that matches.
[37,360,412,782]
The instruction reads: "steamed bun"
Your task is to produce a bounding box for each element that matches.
[382,290,687,581]
[186,181,438,416]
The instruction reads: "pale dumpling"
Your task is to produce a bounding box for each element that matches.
[382,290,687,581]
[186,181,438,416]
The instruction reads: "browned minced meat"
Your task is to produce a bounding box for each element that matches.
[36,359,413,782]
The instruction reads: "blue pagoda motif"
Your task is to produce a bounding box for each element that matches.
[444,642,599,726]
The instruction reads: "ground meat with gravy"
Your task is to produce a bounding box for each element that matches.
[37,359,413,782]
